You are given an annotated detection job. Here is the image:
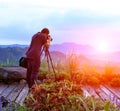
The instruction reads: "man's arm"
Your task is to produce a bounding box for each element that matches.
[44,35,53,50]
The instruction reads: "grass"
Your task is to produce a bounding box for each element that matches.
[0,101,29,111]
[24,80,120,111]
[38,59,120,87]
[1,53,120,110]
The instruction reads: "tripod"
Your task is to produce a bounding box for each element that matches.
[40,45,56,79]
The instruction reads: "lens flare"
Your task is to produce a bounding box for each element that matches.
[95,40,110,53]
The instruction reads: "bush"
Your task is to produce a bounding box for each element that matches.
[86,76,100,86]
[24,81,119,111]
[1,101,28,111]
[109,78,120,87]
[24,80,83,111]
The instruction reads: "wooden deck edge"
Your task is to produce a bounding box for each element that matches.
[15,84,29,105]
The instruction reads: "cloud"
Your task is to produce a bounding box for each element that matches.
[0,0,120,28]
[0,0,120,50]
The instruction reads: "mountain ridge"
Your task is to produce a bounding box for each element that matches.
[0,42,95,55]
[0,42,120,62]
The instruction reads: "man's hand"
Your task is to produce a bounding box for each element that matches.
[45,35,52,49]
[44,42,50,50]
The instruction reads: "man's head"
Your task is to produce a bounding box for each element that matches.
[41,28,49,35]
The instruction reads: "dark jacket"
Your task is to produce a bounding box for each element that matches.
[26,32,47,61]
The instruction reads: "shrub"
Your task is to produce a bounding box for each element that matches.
[109,78,120,87]
[65,52,81,74]
[86,76,100,86]
[24,80,83,111]
[1,101,28,111]
[24,81,119,111]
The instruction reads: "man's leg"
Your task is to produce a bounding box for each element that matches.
[26,61,32,88]
[31,60,40,87]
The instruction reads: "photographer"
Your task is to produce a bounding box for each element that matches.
[26,28,52,88]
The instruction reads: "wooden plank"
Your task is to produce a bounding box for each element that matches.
[83,85,99,98]
[100,85,116,104]
[6,83,25,102]
[82,87,91,97]
[0,83,9,94]
[15,84,29,105]
[105,85,120,99]
[100,85,112,96]
[100,85,118,102]
[0,83,17,98]
[101,85,120,106]
[94,87,110,101]
[83,85,120,107]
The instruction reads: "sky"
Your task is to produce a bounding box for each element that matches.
[0,0,120,52]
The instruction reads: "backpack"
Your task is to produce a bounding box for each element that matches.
[19,57,28,68]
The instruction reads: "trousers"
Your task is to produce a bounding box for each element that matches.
[26,59,40,88]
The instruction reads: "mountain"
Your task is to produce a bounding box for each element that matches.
[0,44,28,48]
[107,51,120,62]
[48,51,66,62]
[0,42,94,65]
[0,47,27,65]
[1,42,120,63]
[0,42,95,55]
[0,47,66,66]
[49,42,96,55]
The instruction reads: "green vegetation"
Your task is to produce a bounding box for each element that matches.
[24,80,119,111]
[38,54,120,87]
[24,53,120,110]
[1,50,120,110]
[1,102,29,111]
[0,47,27,66]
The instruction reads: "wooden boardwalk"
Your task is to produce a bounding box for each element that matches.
[0,81,29,105]
[83,85,120,108]
[0,81,120,108]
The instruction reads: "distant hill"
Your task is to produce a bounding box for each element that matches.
[0,47,66,66]
[0,44,28,48]
[49,42,96,55]
[50,51,66,61]
[0,47,27,65]
[0,42,120,63]
[0,42,95,55]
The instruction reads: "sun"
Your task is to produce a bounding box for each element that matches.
[95,40,110,53]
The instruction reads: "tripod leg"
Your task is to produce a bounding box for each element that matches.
[40,46,45,57]
[47,51,56,75]
[46,52,50,74]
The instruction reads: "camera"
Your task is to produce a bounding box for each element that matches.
[47,35,53,41]
[44,35,53,51]
[47,35,52,46]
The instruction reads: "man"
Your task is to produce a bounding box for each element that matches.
[26,28,50,88]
